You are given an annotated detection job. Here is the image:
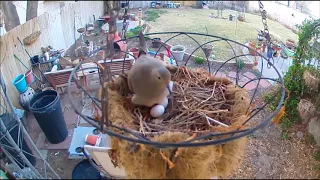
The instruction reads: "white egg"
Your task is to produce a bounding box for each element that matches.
[168,81,174,92]
[150,105,165,118]
[159,97,168,108]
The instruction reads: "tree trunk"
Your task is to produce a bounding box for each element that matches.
[26,1,38,21]
[1,1,20,31]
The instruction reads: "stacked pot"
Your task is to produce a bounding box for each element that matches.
[12,71,35,111]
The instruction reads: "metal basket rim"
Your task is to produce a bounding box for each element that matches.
[67,31,285,148]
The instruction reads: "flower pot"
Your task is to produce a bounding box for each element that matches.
[170,45,185,61]
[128,47,139,59]
[19,87,35,111]
[12,74,27,94]
[203,44,213,58]
[286,39,295,47]
[152,38,161,48]
[108,31,127,59]
[248,41,257,56]
[25,70,34,85]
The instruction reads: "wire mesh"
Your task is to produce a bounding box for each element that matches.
[0,75,60,179]
[68,32,285,148]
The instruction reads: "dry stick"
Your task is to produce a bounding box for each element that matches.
[200,81,217,104]
[198,112,229,127]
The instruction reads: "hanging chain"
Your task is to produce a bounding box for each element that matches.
[121,1,130,41]
[258,1,274,68]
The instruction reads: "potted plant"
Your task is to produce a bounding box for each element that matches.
[203,27,213,59]
[203,44,213,58]
[170,45,185,61]
[248,41,257,56]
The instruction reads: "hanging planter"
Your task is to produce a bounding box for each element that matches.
[23,31,41,46]
[303,70,320,90]
[203,44,213,59]
[298,99,316,124]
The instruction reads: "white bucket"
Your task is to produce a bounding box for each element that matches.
[170,45,185,61]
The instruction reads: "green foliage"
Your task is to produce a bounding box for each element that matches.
[236,58,245,71]
[312,164,320,171]
[145,10,167,22]
[306,133,317,145]
[295,18,320,64]
[314,149,320,161]
[193,56,206,64]
[262,18,320,135]
[125,25,145,38]
[281,131,290,140]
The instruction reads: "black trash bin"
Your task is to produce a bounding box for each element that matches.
[0,113,36,168]
[29,90,68,144]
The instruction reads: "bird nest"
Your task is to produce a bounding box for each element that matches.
[95,65,250,179]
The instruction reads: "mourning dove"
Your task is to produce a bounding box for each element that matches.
[128,32,171,107]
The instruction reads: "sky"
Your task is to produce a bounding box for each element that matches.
[276,1,319,18]
[309,1,320,18]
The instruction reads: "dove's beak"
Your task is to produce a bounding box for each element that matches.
[167,85,172,94]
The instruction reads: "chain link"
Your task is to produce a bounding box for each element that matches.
[258,1,274,68]
[121,1,130,41]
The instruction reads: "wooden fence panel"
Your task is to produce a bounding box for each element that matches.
[0,1,104,108]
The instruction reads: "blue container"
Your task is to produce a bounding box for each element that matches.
[12,74,27,94]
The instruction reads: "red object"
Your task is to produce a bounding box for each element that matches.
[85,135,101,146]
[100,15,110,23]
[166,45,171,58]
[248,41,257,56]
[254,60,258,66]
[108,31,127,59]
[25,70,34,85]
[128,47,139,58]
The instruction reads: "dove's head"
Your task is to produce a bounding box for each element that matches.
[151,67,171,89]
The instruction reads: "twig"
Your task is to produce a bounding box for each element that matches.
[200,81,217,104]
[198,112,229,127]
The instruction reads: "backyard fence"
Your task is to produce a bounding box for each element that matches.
[0,1,104,108]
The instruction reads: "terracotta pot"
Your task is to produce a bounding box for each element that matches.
[25,70,34,85]
[108,31,127,59]
[248,41,257,56]
[128,47,139,59]
[286,40,295,48]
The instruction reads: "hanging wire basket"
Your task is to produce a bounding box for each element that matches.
[67,32,285,148]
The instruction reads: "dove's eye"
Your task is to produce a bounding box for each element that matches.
[158,77,161,80]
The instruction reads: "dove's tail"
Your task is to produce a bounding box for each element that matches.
[138,31,147,57]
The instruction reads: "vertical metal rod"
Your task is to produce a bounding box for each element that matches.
[0,119,42,179]
[0,75,60,179]
[0,146,28,178]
